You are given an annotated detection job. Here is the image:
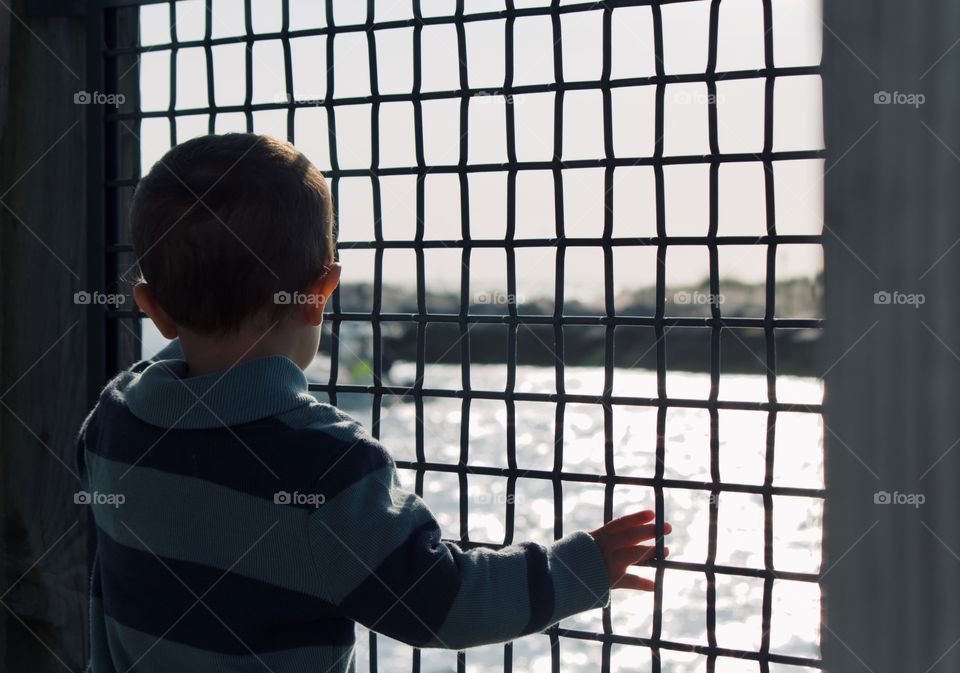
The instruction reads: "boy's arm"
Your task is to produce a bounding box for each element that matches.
[305,445,610,649]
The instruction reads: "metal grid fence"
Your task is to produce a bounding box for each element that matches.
[89,0,826,671]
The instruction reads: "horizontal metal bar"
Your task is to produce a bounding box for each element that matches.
[102,67,822,118]
[98,0,759,40]
[330,151,826,176]
[308,383,822,413]
[333,312,818,329]
[105,309,823,329]
[338,234,826,249]
[322,313,824,329]
[552,627,823,668]
[655,559,819,583]
[457,541,821,582]
[107,235,824,253]
[104,150,825,187]
[397,460,825,499]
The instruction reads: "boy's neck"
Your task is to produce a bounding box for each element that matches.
[177,324,298,377]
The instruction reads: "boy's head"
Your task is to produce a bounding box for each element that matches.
[131,133,340,372]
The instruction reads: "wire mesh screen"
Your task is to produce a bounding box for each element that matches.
[92,0,826,671]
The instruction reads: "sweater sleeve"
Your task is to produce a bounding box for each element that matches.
[305,443,610,649]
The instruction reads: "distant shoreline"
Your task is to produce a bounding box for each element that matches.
[321,278,824,376]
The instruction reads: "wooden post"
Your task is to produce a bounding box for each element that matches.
[823,1,960,671]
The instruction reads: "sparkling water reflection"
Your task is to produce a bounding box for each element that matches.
[309,363,824,673]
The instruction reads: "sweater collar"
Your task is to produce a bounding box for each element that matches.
[120,353,313,429]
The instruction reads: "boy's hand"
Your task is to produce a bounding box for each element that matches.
[588,510,671,591]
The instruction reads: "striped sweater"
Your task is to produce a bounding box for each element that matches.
[77,339,610,672]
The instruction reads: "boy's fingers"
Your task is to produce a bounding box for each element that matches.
[604,510,655,534]
[612,573,656,592]
[613,544,668,567]
[613,521,672,545]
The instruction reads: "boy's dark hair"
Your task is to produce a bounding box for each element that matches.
[130,133,335,334]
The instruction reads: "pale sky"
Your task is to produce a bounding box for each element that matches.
[137,0,824,302]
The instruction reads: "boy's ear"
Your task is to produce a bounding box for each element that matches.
[133,282,179,339]
[301,262,342,327]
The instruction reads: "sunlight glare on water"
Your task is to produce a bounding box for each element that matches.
[315,363,824,673]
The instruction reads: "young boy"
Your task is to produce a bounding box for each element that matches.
[77,133,671,672]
